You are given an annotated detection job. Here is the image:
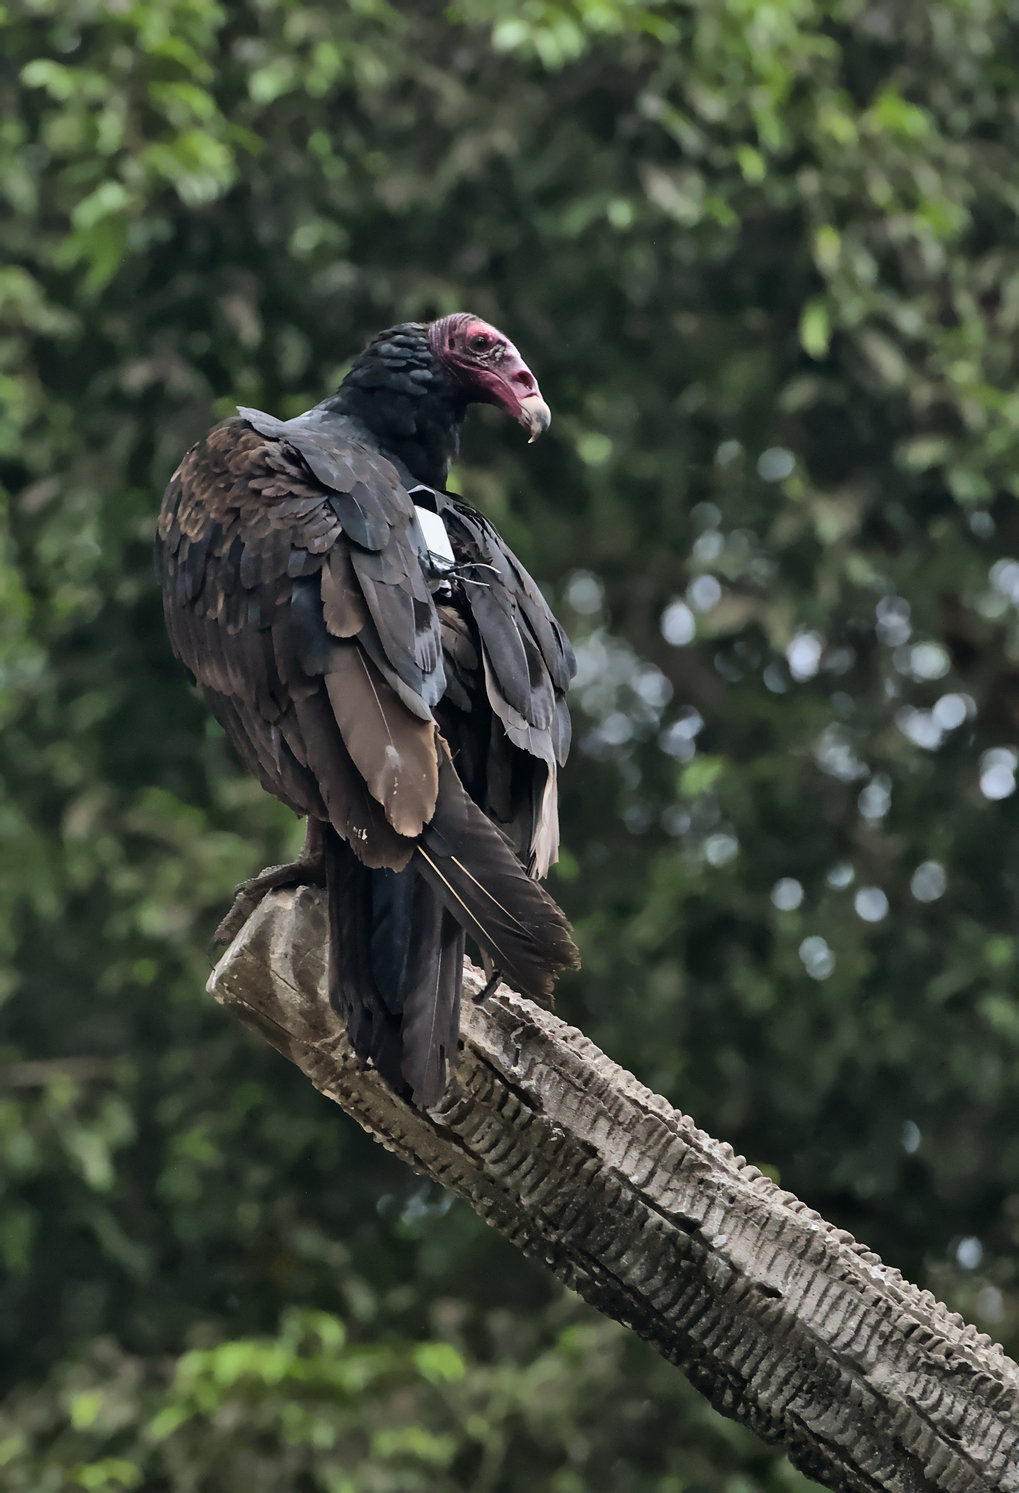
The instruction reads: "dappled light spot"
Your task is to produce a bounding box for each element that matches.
[597,711,634,747]
[576,432,613,467]
[704,832,738,867]
[956,1236,983,1270]
[623,803,654,833]
[661,599,695,646]
[895,706,942,750]
[687,574,722,612]
[786,631,823,681]
[827,862,855,889]
[400,1184,453,1226]
[901,1121,921,1154]
[661,805,690,837]
[659,731,695,762]
[566,569,604,615]
[976,1286,1005,1323]
[691,501,723,530]
[979,748,1017,801]
[854,887,888,922]
[633,664,673,710]
[692,530,723,563]
[858,776,891,820]
[799,935,835,980]
[907,644,948,683]
[910,861,946,902]
[757,447,795,481]
[771,878,804,911]
[814,724,867,781]
[989,557,1019,601]
[825,645,855,676]
[906,642,950,681]
[932,693,971,731]
[875,595,911,646]
[659,708,704,759]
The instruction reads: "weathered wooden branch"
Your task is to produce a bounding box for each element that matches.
[208,886,1019,1493]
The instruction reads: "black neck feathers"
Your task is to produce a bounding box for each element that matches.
[322,323,465,488]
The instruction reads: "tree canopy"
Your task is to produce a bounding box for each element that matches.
[3,1,1019,1488]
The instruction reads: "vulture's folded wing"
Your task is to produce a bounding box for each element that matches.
[434,494,576,876]
[156,414,445,865]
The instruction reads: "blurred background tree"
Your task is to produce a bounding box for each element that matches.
[3,0,1019,1487]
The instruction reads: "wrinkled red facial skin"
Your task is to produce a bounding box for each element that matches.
[429,313,546,432]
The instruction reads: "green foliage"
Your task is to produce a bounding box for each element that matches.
[0,1309,812,1492]
[3,0,1019,1485]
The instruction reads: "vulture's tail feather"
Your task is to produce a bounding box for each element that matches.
[324,828,403,1088]
[324,827,464,1107]
[415,748,579,1005]
[397,899,464,1107]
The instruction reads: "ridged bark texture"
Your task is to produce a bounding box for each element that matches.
[208,886,1019,1493]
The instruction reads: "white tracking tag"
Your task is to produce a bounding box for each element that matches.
[413,504,455,569]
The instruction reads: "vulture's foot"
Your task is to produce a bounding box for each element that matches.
[214,821,326,945]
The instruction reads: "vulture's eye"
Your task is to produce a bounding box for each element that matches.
[469,332,495,353]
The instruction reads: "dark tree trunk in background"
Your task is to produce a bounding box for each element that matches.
[209,887,1019,1493]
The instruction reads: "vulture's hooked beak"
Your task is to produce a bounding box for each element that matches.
[518,391,551,443]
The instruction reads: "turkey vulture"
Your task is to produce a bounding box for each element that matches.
[157,313,578,1106]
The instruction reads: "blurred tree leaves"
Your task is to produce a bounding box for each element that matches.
[4,0,1019,1486]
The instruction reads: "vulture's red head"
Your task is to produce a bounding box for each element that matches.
[332,313,550,488]
[428,313,551,442]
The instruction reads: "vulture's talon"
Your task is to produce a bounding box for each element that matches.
[473,968,504,1003]
[213,829,327,946]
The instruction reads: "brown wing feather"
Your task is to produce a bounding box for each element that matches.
[323,648,438,837]
[290,690,414,870]
[320,547,368,637]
